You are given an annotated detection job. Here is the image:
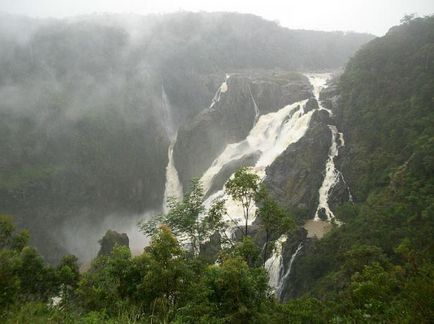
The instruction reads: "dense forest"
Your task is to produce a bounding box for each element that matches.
[0,13,433,323]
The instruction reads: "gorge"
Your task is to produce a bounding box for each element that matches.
[0,11,433,323]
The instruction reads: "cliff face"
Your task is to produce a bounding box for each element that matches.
[264,109,331,215]
[173,72,312,191]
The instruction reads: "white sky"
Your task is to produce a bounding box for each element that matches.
[1,0,433,36]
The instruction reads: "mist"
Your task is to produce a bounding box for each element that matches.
[59,211,155,263]
[2,0,434,35]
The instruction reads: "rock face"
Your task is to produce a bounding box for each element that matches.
[206,151,261,197]
[264,109,332,215]
[173,72,312,191]
[97,230,129,257]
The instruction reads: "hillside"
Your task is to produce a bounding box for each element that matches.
[284,15,434,321]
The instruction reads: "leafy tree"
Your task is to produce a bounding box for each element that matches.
[225,167,261,236]
[141,180,228,255]
[256,187,295,265]
[204,256,268,322]
[0,250,20,310]
[55,255,80,304]
[138,225,194,322]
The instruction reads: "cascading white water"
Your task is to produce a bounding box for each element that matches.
[265,238,303,299]
[261,74,332,295]
[163,142,183,213]
[265,235,287,291]
[276,242,303,298]
[305,73,348,224]
[162,85,176,139]
[313,125,344,222]
[161,85,183,212]
[248,85,260,126]
[209,74,230,109]
[201,98,315,229]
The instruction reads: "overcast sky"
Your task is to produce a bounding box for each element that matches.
[1,0,433,36]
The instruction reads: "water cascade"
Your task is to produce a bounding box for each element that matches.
[265,238,303,299]
[305,74,349,224]
[161,86,183,212]
[163,142,183,213]
[313,125,344,222]
[202,74,332,229]
[276,242,303,299]
[201,98,313,228]
[209,74,230,109]
[265,235,287,291]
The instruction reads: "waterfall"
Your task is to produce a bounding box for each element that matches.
[276,242,303,299]
[161,85,183,212]
[313,125,344,222]
[162,141,183,213]
[265,239,303,300]
[198,73,339,296]
[161,85,175,139]
[248,84,260,126]
[209,74,230,110]
[201,98,315,230]
[265,235,287,291]
[305,73,350,223]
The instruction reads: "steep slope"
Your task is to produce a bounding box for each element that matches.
[282,17,434,319]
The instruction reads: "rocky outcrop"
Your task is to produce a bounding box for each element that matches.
[97,230,129,256]
[264,109,332,215]
[173,72,312,191]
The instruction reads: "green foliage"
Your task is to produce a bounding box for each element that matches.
[225,167,261,236]
[201,256,268,322]
[141,180,228,255]
[256,186,296,265]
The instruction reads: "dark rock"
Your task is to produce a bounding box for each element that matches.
[173,76,257,191]
[264,110,332,216]
[199,231,222,263]
[206,151,261,197]
[173,71,313,191]
[328,175,353,211]
[97,230,129,257]
[316,208,328,221]
[305,98,319,112]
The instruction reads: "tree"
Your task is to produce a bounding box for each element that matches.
[225,167,260,236]
[141,179,227,255]
[256,186,295,265]
[203,256,268,322]
[56,255,80,304]
[139,225,193,322]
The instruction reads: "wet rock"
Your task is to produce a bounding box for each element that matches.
[206,151,261,197]
[264,110,332,216]
[173,71,312,191]
[97,230,129,257]
[305,98,319,112]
